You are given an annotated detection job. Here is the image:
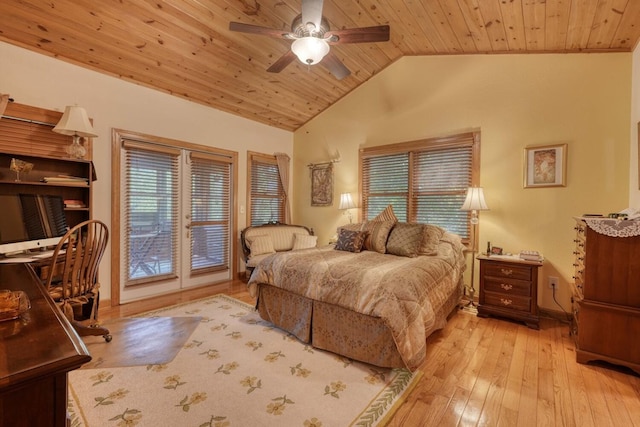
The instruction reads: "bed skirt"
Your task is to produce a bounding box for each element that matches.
[257,283,406,368]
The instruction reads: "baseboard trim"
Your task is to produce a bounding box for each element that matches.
[539,307,572,323]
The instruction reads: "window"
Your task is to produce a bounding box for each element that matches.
[360,131,480,246]
[247,152,285,226]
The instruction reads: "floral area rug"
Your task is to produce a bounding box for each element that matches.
[68,294,422,427]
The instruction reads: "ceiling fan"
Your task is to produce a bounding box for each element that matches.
[228,0,390,80]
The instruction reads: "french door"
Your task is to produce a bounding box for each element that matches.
[116,132,236,303]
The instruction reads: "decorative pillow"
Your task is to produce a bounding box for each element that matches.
[372,204,398,223]
[334,229,367,253]
[362,220,395,253]
[292,233,318,250]
[247,235,275,257]
[386,223,425,257]
[419,224,445,256]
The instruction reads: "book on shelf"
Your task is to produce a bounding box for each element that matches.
[42,175,88,184]
[63,199,86,208]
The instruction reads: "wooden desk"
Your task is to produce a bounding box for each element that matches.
[0,263,91,427]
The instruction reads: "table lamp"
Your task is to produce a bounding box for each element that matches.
[53,106,98,159]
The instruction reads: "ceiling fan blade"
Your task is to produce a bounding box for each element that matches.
[267,50,297,73]
[326,25,390,44]
[229,21,290,38]
[301,0,324,33]
[321,52,350,80]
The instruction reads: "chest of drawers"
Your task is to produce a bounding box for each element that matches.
[571,218,640,374]
[477,255,541,329]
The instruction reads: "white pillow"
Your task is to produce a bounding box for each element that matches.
[248,235,275,257]
[292,233,317,250]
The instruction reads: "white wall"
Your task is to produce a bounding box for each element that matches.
[0,42,293,302]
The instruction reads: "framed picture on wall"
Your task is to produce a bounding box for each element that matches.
[524,143,567,188]
[310,163,333,206]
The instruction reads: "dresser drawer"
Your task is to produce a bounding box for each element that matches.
[483,263,531,281]
[483,277,532,297]
[484,291,531,312]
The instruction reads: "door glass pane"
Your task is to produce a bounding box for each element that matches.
[125,146,178,282]
[190,154,231,272]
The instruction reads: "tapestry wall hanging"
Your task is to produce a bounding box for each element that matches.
[310,163,333,206]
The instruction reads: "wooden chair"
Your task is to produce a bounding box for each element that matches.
[44,219,112,342]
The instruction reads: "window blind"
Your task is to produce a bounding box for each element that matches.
[360,131,479,245]
[190,152,231,272]
[0,102,90,158]
[411,145,473,237]
[362,153,409,221]
[123,141,179,284]
[249,153,284,226]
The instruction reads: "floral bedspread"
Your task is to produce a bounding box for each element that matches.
[248,233,466,370]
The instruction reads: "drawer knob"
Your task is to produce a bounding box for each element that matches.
[500,298,513,306]
[500,283,513,291]
[500,268,514,276]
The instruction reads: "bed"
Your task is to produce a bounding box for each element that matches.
[247,219,466,371]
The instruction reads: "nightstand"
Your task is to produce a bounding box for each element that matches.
[476,255,542,329]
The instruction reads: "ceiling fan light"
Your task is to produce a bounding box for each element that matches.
[291,37,329,65]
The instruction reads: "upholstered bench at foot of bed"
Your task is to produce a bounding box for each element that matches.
[256,284,405,368]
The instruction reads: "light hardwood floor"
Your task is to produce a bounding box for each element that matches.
[99,282,640,427]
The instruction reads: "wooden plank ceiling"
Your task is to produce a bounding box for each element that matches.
[1,0,639,132]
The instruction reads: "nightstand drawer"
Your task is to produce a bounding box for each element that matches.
[483,277,531,297]
[483,263,531,281]
[484,292,531,312]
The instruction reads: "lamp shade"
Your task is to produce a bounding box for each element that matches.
[52,106,98,137]
[291,37,330,65]
[460,187,489,211]
[339,192,356,210]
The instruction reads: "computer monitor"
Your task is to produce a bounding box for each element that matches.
[0,194,69,255]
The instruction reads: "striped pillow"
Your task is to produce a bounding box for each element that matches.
[372,204,398,223]
[362,220,395,253]
[247,235,276,257]
[292,233,317,250]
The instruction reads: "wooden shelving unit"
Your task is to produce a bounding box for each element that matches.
[0,102,93,227]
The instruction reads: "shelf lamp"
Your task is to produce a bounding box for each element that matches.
[339,192,356,224]
[459,187,489,308]
[291,37,330,65]
[52,106,98,159]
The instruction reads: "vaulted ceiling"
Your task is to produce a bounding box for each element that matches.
[1,0,639,132]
